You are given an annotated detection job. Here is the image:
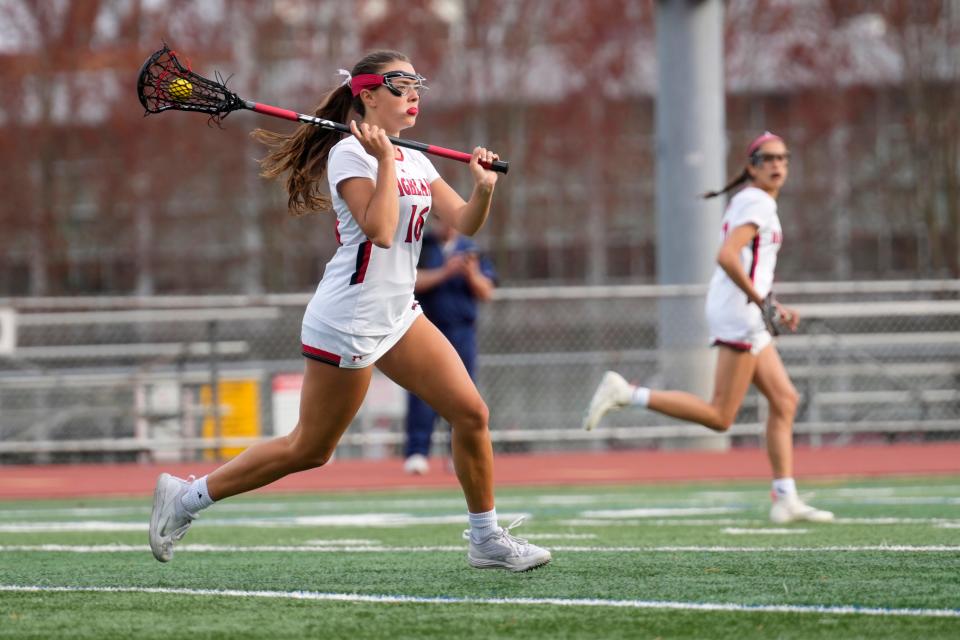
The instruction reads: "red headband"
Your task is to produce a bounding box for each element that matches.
[350,74,384,96]
[746,131,783,157]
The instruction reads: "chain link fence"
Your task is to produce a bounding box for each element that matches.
[1,281,958,464]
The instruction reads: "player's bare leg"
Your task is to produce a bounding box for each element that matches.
[646,346,757,431]
[616,346,757,431]
[753,345,833,523]
[206,360,372,499]
[377,315,551,570]
[149,360,371,562]
[751,345,797,479]
[377,316,493,512]
[585,347,756,432]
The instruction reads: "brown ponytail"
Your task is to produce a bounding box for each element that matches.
[251,50,410,216]
[702,168,750,199]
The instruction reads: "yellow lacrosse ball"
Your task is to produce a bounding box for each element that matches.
[168,77,193,101]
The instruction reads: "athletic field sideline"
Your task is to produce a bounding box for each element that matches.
[1,476,958,639]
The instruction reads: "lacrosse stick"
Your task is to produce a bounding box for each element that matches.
[136,44,509,174]
[760,294,781,336]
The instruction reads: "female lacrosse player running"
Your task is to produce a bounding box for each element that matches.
[583,132,833,524]
[149,50,550,571]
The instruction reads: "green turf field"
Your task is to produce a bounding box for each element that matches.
[1,476,959,639]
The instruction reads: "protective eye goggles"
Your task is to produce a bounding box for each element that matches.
[350,71,428,97]
[751,151,790,166]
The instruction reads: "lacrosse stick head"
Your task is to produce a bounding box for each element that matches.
[762,294,781,337]
[137,44,245,122]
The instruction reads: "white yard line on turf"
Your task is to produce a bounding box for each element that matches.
[4,487,960,520]
[3,514,958,533]
[0,585,957,618]
[852,497,960,505]
[0,494,655,519]
[0,512,529,533]
[562,518,760,526]
[561,517,960,527]
[302,539,382,546]
[581,507,742,518]
[2,544,959,553]
[0,506,151,518]
[722,528,808,535]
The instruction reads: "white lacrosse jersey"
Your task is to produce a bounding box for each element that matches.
[304,136,440,335]
[705,186,783,322]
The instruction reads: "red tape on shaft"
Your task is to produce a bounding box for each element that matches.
[252,103,299,121]
[425,145,471,162]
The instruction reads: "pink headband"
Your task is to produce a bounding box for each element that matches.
[350,74,384,96]
[746,131,783,157]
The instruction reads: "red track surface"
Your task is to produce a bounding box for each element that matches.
[1,442,958,500]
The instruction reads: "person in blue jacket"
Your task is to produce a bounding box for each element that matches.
[404,216,496,474]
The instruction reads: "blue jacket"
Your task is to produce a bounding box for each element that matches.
[417,232,497,330]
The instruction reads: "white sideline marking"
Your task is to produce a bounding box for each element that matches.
[852,497,960,505]
[2,544,958,554]
[7,509,960,539]
[11,513,956,534]
[562,518,759,527]
[303,539,382,546]
[0,512,529,533]
[562,517,960,527]
[0,585,957,618]
[723,528,808,535]
[3,487,959,521]
[0,506,151,518]
[0,494,614,519]
[0,522,146,533]
[2,511,957,534]
[533,495,603,505]
[580,507,741,518]
[837,517,960,525]
[0,544,465,553]
[693,491,754,500]
[832,488,897,497]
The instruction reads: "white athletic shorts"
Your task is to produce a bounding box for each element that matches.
[706,295,773,356]
[300,303,422,369]
[710,326,772,356]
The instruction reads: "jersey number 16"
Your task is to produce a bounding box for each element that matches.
[405,204,429,243]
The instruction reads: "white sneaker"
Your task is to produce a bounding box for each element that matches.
[149,473,196,562]
[583,371,634,431]
[403,453,430,475]
[769,494,835,524]
[464,516,552,572]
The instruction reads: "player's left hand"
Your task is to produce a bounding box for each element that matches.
[470,146,499,189]
[776,301,800,332]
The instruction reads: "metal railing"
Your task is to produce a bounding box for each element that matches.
[1,280,957,462]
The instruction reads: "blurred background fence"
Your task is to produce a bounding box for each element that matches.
[2,1,959,465]
[2,279,957,464]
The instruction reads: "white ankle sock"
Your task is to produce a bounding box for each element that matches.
[772,477,797,498]
[180,475,215,515]
[631,386,650,407]
[468,508,500,542]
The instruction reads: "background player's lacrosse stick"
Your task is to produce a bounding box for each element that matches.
[136,44,509,174]
[761,294,782,336]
